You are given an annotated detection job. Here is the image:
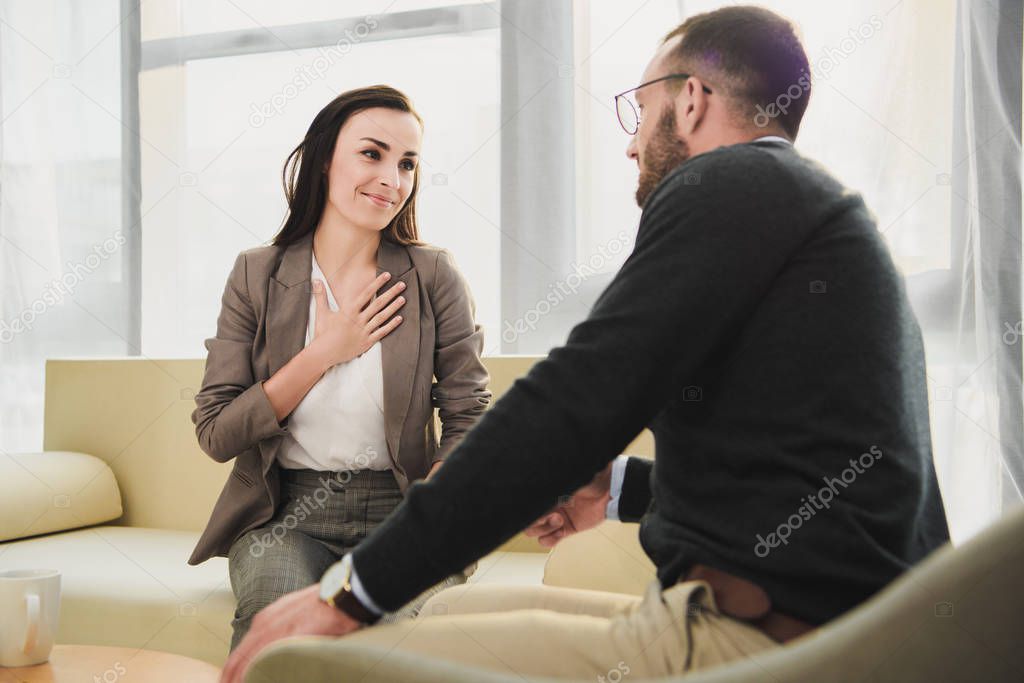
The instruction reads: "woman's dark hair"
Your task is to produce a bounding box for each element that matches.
[271,85,423,248]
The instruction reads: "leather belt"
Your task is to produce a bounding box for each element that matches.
[682,564,815,643]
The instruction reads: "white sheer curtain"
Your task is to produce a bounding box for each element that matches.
[924,0,1023,541]
[0,0,128,453]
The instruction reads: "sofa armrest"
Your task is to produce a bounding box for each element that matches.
[1,451,122,542]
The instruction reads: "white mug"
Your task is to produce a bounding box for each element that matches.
[0,569,61,667]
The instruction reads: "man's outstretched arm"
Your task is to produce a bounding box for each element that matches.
[350,147,811,612]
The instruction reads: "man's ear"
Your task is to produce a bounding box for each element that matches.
[675,77,709,137]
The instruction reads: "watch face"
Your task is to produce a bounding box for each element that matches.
[319,557,349,602]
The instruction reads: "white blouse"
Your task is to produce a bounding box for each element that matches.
[276,251,391,472]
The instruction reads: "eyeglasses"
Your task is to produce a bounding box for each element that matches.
[614,73,713,135]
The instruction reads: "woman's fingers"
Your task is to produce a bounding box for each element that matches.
[537,529,567,548]
[367,293,406,330]
[528,512,569,547]
[524,511,564,537]
[362,280,406,320]
[369,313,403,341]
[357,272,393,310]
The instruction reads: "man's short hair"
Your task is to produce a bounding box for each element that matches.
[664,6,811,138]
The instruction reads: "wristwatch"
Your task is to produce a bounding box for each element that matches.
[319,554,381,625]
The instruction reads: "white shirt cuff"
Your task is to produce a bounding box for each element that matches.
[604,455,631,521]
[349,558,384,616]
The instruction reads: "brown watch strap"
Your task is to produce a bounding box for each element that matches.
[334,587,381,625]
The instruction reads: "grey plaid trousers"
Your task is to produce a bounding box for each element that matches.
[227,467,468,651]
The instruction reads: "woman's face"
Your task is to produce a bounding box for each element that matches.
[323,107,423,233]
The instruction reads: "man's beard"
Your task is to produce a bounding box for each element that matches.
[635,106,691,208]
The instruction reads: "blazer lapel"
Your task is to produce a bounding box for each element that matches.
[378,239,420,465]
[267,232,314,379]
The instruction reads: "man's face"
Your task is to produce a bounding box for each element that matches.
[627,41,693,207]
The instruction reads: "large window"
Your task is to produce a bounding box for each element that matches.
[0,0,980,466]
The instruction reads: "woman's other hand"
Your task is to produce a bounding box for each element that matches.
[425,460,443,481]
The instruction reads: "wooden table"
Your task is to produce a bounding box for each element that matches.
[0,644,221,682]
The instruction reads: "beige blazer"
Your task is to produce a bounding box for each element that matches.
[187,232,491,565]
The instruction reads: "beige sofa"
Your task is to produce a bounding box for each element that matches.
[0,356,654,668]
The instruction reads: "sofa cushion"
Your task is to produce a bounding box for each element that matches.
[0,525,547,666]
[0,451,122,542]
[543,520,657,596]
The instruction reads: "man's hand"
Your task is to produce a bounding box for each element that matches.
[220,583,362,683]
[523,461,613,547]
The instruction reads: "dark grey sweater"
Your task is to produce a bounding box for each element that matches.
[351,139,949,626]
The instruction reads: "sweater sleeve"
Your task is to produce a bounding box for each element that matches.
[349,145,819,610]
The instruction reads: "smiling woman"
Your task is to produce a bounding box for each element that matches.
[188,84,491,651]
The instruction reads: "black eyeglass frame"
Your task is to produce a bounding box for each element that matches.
[614,73,713,135]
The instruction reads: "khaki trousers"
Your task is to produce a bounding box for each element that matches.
[333,579,780,679]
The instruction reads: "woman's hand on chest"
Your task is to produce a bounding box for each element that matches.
[309,271,407,369]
